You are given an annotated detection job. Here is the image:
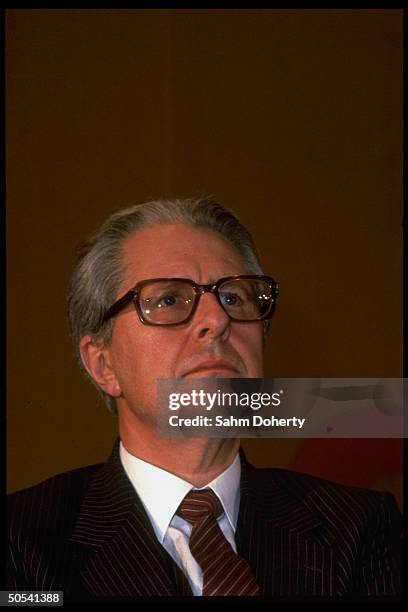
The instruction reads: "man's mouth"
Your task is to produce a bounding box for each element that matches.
[183,361,240,378]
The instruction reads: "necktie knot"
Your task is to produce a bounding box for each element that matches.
[177,489,223,525]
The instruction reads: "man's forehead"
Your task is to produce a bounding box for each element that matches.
[119,223,248,283]
[122,223,243,261]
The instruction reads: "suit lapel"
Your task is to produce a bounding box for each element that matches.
[236,450,336,597]
[69,439,192,597]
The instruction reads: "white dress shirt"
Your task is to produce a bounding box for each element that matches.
[119,441,241,596]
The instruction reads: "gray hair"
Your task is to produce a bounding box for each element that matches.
[67,197,264,412]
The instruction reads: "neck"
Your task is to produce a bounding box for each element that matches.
[118,404,240,487]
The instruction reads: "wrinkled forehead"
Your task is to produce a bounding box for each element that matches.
[119,223,249,288]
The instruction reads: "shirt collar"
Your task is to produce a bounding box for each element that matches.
[119,441,241,543]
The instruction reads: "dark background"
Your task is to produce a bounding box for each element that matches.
[6,9,402,507]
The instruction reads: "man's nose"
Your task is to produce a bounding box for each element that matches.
[193,291,231,340]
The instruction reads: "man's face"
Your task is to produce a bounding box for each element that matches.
[105,223,264,423]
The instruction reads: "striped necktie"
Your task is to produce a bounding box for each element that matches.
[176,489,260,596]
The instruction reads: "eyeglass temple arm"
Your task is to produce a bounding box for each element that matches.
[102,289,137,324]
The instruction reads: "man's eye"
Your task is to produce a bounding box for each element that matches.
[156,294,178,308]
[220,292,243,307]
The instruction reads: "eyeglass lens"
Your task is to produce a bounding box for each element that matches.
[139,278,273,324]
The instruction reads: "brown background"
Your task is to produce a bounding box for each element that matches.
[6,10,403,505]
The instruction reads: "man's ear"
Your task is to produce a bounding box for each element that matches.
[79,335,122,398]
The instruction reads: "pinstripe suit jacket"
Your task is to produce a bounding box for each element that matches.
[7,439,402,600]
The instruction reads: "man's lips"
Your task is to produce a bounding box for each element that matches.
[182,361,240,377]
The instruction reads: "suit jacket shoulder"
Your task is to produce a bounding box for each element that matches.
[251,464,401,526]
[237,460,402,598]
[8,462,103,546]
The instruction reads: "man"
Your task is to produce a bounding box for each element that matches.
[7,198,402,600]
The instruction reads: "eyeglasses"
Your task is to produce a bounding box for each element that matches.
[102,275,279,327]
